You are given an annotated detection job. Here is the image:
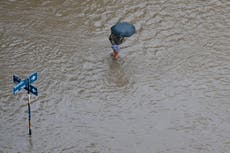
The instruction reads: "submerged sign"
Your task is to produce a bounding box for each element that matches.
[12,72,38,135]
[13,72,38,96]
[13,79,27,95]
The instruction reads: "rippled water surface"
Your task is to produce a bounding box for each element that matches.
[0,0,230,153]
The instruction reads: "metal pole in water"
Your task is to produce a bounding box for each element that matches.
[13,72,38,135]
[28,94,32,135]
[27,79,32,135]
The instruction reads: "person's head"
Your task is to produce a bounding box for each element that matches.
[109,34,124,45]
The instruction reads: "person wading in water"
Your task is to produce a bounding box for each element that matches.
[109,22,136,60]
[109,33,124,60]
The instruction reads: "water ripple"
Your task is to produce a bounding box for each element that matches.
[0,0,230,152]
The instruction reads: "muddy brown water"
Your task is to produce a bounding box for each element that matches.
[0,0,230,153]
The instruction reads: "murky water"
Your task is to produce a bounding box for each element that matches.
[0,0,230,153]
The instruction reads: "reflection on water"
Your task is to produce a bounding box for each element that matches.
[0,0,230,153]
[106,58,129,88]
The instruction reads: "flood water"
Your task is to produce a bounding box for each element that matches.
[0,0,230,153]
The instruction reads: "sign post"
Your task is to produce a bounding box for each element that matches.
[13,72,38,135]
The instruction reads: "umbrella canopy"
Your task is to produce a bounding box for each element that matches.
[111,22,136,37]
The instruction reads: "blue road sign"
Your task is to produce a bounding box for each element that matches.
[13,72,38,96]
[13,79,27,95]
[13,75,21,84]
[29,72,38,84]
[28,85,38,96]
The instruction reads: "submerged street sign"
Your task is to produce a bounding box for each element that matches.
[29,72,38,84]
[13,72,38,96]
[12,72,38,135]
[13,79,27,95]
